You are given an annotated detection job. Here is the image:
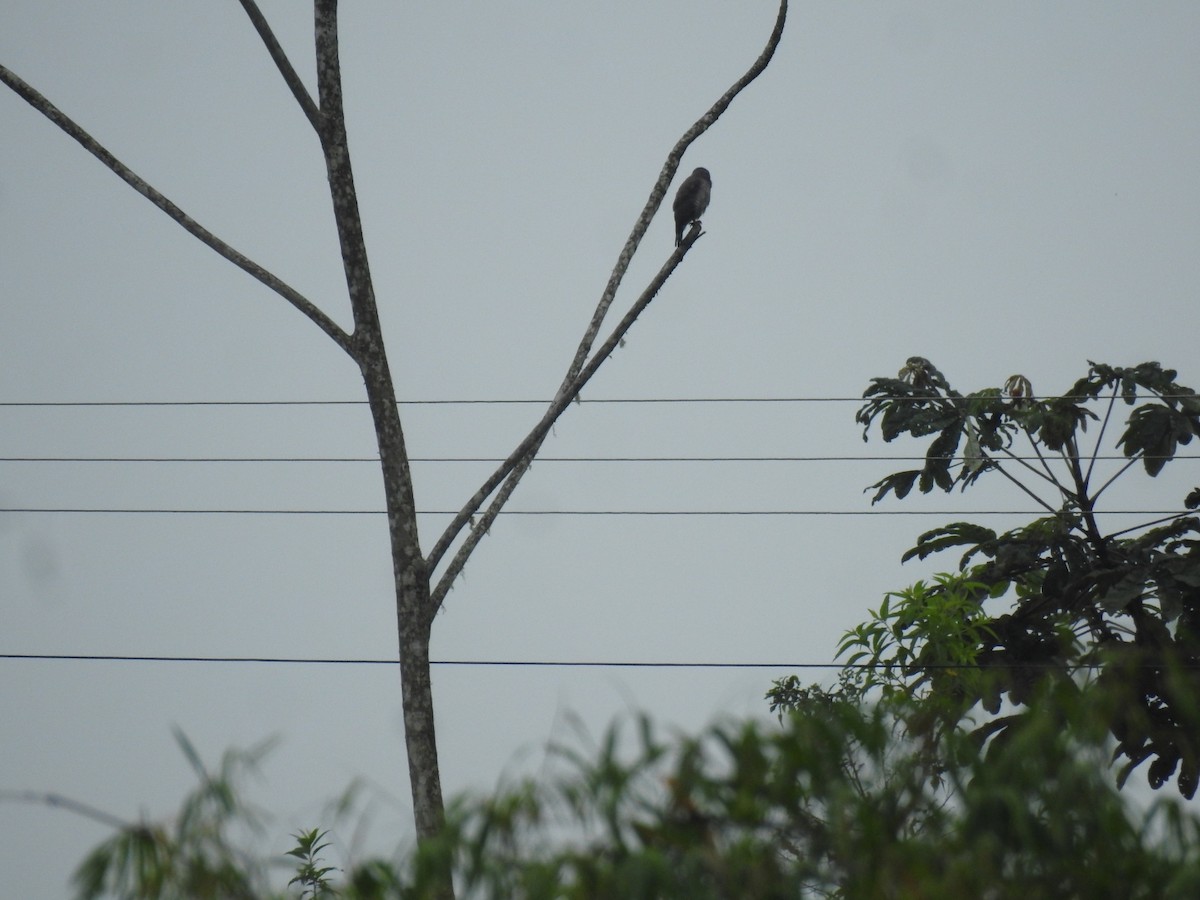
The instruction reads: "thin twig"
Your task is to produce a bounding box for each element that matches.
[425,0,789,577]
[557,0,789,398]
[0,63,353,354]
[1106,511,1192,541]
[238,0,322,131]
[1083,386,1120,492]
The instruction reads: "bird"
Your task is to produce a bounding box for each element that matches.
[672,167,711,247]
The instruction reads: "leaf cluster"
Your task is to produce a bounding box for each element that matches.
[313,691,1200,898]
[288,828,338,898]
[149,697,1200,898]
[854,359,1200,796]
[67,695,1200,899]
[72,729,275,899]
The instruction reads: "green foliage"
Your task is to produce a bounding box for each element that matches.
[835,574,999,696]
[66,679,1200,899]
[72,729,276,899]
[66,691,1200,899]
[853,358,1200,796]
[370,689,1200,898]
[288,829,338,898]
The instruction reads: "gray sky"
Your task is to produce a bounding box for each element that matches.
[3,2,1200,894]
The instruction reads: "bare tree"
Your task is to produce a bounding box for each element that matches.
[1,0,788,874]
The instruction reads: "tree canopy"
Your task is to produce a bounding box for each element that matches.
[849,358,1200,797]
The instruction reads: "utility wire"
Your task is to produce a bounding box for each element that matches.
[0,652,1188,671]
[0,394,1195,407]
[0,398,886,406]
[0,653,821,668]
[0,455,1194,464]
[0,508,1187,516]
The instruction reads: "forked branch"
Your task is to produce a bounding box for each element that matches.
[0,63,352,354]
[560,0,789,396]
[429,237,702,608]
[425,0,789,581]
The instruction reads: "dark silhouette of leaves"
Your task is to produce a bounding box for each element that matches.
[857,359,1200,797]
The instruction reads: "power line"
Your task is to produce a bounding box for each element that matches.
[0,653,1188,671]
[0,398,877,406]
[0,398,851,407]
[0,653,815,668]
[0,455,1194,464]
[0,400,368,408]
[0,508,1186,517]
[0,394,1195,407]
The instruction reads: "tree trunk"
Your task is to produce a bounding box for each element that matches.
[315,0,448,854]
[361,361,446,842]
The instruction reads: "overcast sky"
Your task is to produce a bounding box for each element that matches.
[3,2,1200,895]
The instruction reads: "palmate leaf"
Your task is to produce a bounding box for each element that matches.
[1090,361,1200,475]
[1071,363,1120,402]
[902,522,997,564]
[1150,537,1200,621]
[1153,575,1190,623]
[1120,361,1179,398]
[1085,360,1180,404]
[865,470,921,504]
[1036,397,1097,451]
[857,392,961,443]
[1149,749,1181,791]
[1118,404,1198,476]
[863,429,968,507]
[1125,515,1200,552]
[962,422,985,476]
[1159,554,1200,589]
[921,424,962,493]
[857,359,965,444]
[1095,566,1151,613]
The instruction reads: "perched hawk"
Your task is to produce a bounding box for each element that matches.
[672,167,712,247]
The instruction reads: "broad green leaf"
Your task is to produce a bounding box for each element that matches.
[901,523,997,564]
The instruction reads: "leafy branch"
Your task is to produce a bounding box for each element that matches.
[854,358,1200,797]
[287,828,337,898]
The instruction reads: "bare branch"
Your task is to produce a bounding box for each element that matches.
[984,457,1061,516]
[558,0,788,395]
[430,235,700,609]
[0,63,353,354]
[425,0,789,578]
[314,1,381,343]
[238,0,322,132]
[1107,511,1192,541]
